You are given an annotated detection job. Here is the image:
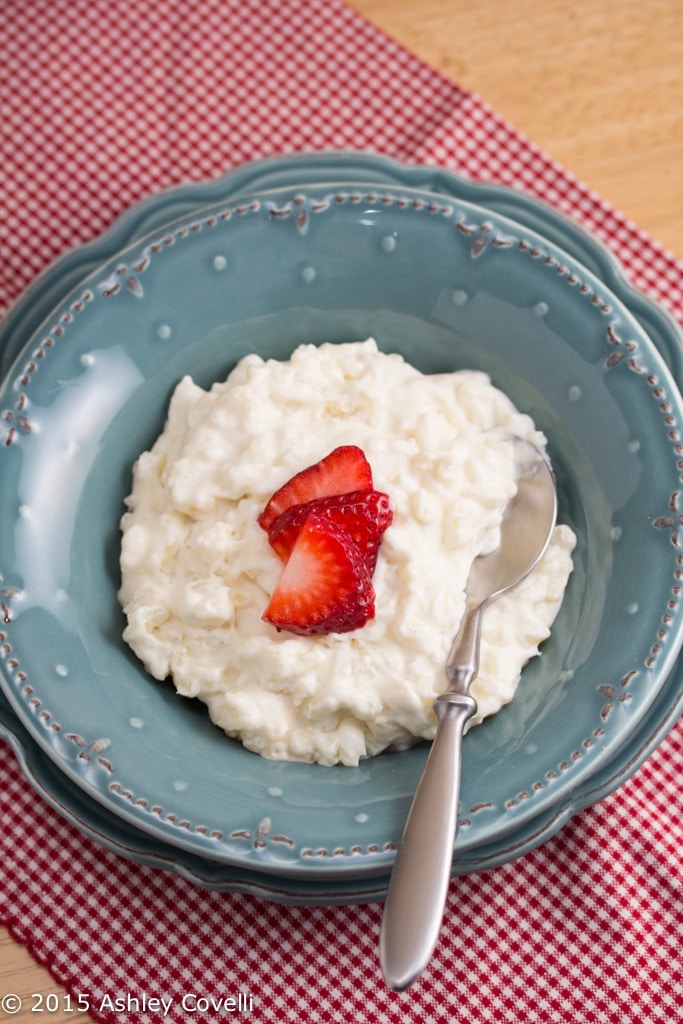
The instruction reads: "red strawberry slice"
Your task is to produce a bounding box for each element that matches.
[268,489,393,573]
[258,445,373,533]
[262,512,375,636]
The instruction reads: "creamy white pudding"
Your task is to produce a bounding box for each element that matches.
[119,340,575,766]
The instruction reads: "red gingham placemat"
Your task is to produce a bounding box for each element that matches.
[2,2,683,1022]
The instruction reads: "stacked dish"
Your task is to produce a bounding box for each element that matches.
[1,152,682,904]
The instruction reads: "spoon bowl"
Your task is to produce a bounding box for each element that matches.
[379,441,558,991]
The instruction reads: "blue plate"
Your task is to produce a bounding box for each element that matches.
[2,152,683,896]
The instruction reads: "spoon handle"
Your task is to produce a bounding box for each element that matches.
[379,692,477,991]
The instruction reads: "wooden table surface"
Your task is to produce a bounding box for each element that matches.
[1,1,682,1020]
[353,0,683,259]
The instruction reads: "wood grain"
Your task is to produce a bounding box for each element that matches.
[1,1,681,1019]
[350,0,683,258]
[0,926,92,1024]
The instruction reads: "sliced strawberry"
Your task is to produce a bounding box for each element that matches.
[262,512,375,636]
[268,489,393,573]
[258,445,373,533]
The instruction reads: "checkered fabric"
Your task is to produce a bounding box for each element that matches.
[1,1,683,1022]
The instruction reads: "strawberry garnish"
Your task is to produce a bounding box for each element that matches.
[259,445,392,637]
[258,445,373,533]
[268,489,393,573]
[262,512,375,636]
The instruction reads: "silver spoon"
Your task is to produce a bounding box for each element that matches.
[379,441,558,991]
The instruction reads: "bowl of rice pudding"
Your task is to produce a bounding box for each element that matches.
[1,152,683,900]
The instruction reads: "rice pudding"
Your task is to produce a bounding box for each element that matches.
[119,339,575,766]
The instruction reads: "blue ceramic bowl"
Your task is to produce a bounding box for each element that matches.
[1,153,683,902]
